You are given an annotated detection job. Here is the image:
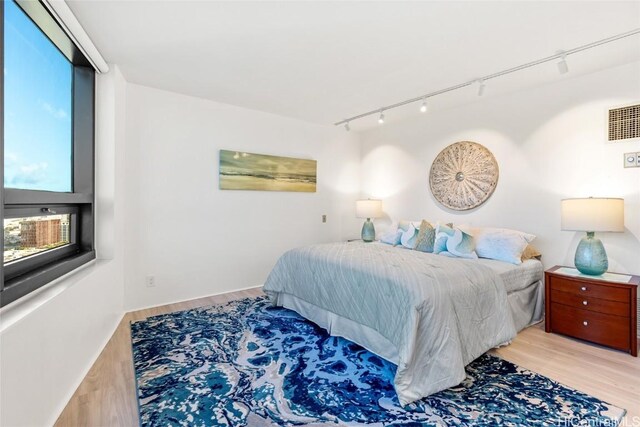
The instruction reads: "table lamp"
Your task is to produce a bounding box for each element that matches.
[561,197,624,275]
[356,199,382,242]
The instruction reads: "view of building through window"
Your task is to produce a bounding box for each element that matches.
[3,215,71,263]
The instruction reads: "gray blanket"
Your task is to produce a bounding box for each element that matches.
[263,242,516,405]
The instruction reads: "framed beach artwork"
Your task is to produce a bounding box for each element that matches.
[219,150,317,192]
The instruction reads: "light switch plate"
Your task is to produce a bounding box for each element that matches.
[624,152,640,168]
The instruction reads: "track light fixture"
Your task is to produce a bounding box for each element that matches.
[557,53,569,74]
[333,28,640,129]
[477,79,486,97]
[420,98,428,113]
[345,121,350,131]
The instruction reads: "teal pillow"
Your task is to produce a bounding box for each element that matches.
[414,220,436,253]
[400,224,419,248]
[433,223,454,254]
[435,223,478,259]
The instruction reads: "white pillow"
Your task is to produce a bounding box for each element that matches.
[379,229,402,245]
[472,227,535,265]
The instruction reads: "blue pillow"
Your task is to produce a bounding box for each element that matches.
[433,223,454,254]
[435,223,478,259]
[400,223,419,248]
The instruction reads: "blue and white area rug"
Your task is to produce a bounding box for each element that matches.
[131,297,625,426]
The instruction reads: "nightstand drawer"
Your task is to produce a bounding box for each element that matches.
[549,276,629,302]
[550,289,629,317]
[550,305,630,351]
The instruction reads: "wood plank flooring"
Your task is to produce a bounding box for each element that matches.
[55,287,640,426]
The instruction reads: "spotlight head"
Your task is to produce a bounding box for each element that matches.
[557,55,569,74]
[345,122,350,131]
[420,98,428,113]
[477,79,486,97]
[378,111,385,124]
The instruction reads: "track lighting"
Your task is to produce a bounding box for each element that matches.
[333,29,640,129]
[345,121,350,131]
[557,54,569,74]
[477,79,486,97]
[420,98,428,113]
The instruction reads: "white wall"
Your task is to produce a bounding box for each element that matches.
[361,61,640,275]
[123,84,361,310]
[0,66,128,427]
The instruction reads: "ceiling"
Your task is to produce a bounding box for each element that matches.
[68,1,640,130]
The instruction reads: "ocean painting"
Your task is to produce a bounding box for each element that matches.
[219,150,317,192]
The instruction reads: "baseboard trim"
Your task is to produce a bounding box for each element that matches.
[124,284,264,314]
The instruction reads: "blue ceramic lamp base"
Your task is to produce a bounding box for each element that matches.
[361,219,375,242]
[574,231,608,276]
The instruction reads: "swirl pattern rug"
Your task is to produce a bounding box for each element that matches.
[131,297,625,426]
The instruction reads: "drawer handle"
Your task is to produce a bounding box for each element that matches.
[581,286,587,291]
[582,300,588,306]
[583,321,589,326]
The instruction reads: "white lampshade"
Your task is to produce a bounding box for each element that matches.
[561,198,624,232]
[356,199,382,219]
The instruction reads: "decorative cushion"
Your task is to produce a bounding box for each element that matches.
[433,223,453,254]
[471,227,536,265]
[400,223,420,248]
[521,244,542,261]
[379,229,403,246]
[434,223,478,259]
[413,220,436,253]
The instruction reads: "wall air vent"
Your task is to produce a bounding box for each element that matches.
[608,103,640,142]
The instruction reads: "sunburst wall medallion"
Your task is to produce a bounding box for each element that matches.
[429,141,499,211]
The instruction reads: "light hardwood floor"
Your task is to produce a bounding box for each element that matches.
[55,288,640,426]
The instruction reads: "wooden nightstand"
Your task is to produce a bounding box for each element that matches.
[545,266,638,356]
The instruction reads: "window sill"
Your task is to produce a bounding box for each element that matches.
[2,250,96,307]
[0,257,109,334]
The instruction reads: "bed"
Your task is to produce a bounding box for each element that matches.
[263,241,543,405]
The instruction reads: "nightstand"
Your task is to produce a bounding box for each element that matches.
[545,266,638,356]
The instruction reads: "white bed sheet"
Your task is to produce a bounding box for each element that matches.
[473,258,544,293]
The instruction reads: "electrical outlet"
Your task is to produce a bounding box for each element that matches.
[145,276,156,287]
[624,152,640,168]
[322,214,327,223]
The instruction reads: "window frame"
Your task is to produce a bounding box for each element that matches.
[1,0,96,308]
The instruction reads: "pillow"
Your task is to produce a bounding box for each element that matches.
[435,223,478,259]
[379,229,403,246]
[433,223,454,254]
[472,227,536,265]
[521,244,542,261]
[414,220,436,253]
[400,223,420,248]
[398,219,421,232]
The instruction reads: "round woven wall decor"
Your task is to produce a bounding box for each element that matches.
[429,141,499,211]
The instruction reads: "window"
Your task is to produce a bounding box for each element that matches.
[1,0,96,307]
